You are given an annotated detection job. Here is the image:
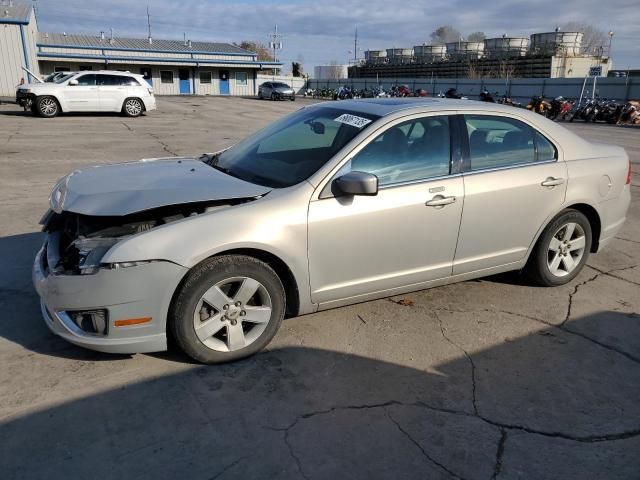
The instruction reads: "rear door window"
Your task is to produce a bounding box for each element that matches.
[75,74,96,86]
[464,115,537,170]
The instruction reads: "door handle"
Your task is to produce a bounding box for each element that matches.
[541,177,565,187]
[426,195,456,207]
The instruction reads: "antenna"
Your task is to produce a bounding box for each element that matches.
[146,5,152,44]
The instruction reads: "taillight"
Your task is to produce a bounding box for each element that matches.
[627,163,632,185]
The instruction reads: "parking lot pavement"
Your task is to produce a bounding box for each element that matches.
[0,97,638,479]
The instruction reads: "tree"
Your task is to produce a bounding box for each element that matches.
[430,25,462,45]
[235,41,274,62]
[467,32,486,43]
[291,62,303,77]
[560,22,608,55]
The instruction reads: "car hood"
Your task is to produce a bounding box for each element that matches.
[50,157,271,216]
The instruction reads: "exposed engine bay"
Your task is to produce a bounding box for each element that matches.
[41,199,252,275]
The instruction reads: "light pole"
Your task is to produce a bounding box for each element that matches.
[608,31,614,58]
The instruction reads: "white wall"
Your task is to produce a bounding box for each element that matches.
[39,61,257,96]
[0,11,41,97]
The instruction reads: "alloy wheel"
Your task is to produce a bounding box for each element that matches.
[40,98,57,116]
[125,99,142,116]
[547,222,586,277]
[192,276,272,352]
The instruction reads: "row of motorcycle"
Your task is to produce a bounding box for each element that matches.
[525,96,640,125]
[303,84,640,126]
[304,84,428,100]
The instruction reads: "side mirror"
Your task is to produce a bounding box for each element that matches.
[68,79,79,86]
[333,171,378,196]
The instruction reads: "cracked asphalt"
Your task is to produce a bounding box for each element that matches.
[0,97,639,479]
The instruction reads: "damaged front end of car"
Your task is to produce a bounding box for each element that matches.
[39,199,250,277]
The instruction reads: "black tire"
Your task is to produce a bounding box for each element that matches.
[258,90,263,100]
[169,255,286,364]
[122,97,144,117]
[290,96,295,101]
[525,209,592,287]
[36,96,60,118]
[271,93,277,101]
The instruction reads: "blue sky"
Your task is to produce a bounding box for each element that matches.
[35,0,638,73]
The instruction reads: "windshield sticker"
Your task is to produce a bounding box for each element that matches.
[334,114,372,129]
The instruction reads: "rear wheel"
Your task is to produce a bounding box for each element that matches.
[123,98,144,117]
[169,255,285,364]
[525,209,592,286]
[36,96,59,118]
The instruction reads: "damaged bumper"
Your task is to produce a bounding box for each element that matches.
[33,238,187,354]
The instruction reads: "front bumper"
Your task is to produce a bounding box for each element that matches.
[33,241,187,354]
[16,91,33,107]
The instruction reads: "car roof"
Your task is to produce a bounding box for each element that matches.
[308,98,595,160]
[75,70,140,76]
[313,98,529,116]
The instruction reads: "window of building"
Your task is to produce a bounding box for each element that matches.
[200,71,212,84]
[464,115,541,171]
[160,71,174,84]
[54,66,70,72]
[348,116,451,186]
[236,71,248,86]
[79,65,93,71]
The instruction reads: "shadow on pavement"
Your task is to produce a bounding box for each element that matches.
[1,313,639,479]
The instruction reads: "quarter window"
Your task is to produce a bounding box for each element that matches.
[348,116,451,186]
[535,131,557,161]
[464,115,554,170]
[236,72,248,86]
[200,71,212,84]
[160,71,174,84]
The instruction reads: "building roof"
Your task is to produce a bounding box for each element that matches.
[38,32,255,56]
[0,1,31,24]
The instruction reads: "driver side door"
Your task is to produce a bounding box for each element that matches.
[62,74,99,111]
[308,114,465,307]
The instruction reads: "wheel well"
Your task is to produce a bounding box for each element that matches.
[566,203,601,252]
[211,249,300,318]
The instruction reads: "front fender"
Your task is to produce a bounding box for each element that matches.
[102,184,314,313]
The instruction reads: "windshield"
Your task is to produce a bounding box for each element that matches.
[54,73,75,84]
[212,106,380,188]
[273,83,290,88]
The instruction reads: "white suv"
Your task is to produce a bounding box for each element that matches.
[16,70,157,118]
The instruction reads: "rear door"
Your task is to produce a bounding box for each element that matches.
[453,113,567,274]
[97,74,126,111]
[63,74,98,111]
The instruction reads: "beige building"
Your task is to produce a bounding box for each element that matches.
[0,1,281,98]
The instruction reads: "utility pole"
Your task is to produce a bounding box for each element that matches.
[268,25,283,80]
[353,27,358,64]
[146,5,152,44]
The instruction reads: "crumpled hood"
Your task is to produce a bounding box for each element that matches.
[50,157,271,216]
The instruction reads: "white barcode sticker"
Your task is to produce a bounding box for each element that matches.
[334,113,372,128]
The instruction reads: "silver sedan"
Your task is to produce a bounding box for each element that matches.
[33,99,631,363]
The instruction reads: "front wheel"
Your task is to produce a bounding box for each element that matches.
[36,96,59,118]
[525,209,592,286]
[290,95,295,101]
[169,255,286,364]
